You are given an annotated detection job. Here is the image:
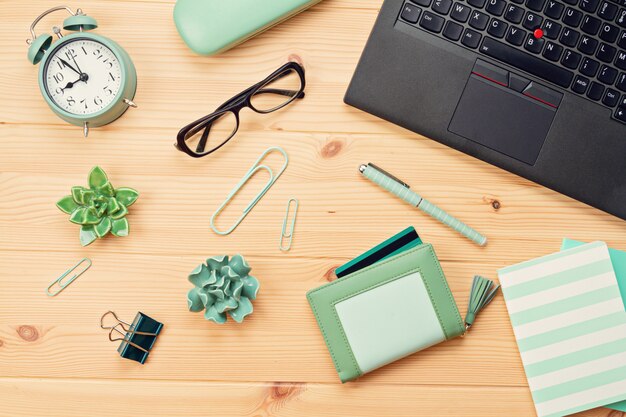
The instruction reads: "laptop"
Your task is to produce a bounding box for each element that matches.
[345,0,626,220]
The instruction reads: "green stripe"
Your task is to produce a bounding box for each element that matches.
[525,338,626,378]
[499,241,605,274]
[510,287,619,326]
[518,312,626,352]
[533,364,626,403]
[543,393,626,417]
[503,260,613,300]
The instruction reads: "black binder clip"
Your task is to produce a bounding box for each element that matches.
[100,311,163,364]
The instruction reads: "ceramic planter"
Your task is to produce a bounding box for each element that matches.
[56,166,139,246]
[187,255,260,324]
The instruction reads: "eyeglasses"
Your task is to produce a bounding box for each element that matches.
[175,62,306,158]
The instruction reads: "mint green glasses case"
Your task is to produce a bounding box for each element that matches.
[307,244,466,383]
[173,0,323,56]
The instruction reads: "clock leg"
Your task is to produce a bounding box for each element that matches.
[83,122,89,138]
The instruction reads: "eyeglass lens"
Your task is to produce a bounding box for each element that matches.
[249,68,302,113]
[184,110,239,155]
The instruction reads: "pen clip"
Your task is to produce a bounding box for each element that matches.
[367,163,410,188]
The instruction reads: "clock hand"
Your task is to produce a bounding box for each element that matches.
[71,55,85,77]
[60,78,81,92]
[59,58,81,76]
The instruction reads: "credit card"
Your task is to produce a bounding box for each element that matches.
[335,226,422,278]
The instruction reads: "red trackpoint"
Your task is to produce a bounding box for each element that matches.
[534,28,544,39]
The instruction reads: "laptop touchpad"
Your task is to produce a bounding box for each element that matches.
[449,74,557,165]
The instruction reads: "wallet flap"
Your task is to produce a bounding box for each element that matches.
[307,244,464,382]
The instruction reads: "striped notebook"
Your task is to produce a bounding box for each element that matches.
[499,241,626,417]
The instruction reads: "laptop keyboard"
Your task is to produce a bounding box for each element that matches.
[398,0,626,124]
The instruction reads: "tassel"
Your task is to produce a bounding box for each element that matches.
[465,275,500,329]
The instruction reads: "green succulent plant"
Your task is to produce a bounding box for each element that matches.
[187,255,260,324]
[56,166,139,246]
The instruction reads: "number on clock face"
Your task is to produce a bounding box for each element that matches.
[44,38,122,115]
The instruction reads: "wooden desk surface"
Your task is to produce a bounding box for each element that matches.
[1,1,625,416]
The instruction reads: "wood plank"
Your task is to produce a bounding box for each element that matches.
[0,249,525,385]
[0,378,616,417]
[0,379,553,417]
[0,126,624,264]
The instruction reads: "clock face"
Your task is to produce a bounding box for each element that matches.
[43,38,123,115]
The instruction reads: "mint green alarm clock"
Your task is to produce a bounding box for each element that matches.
[27,6,137,137]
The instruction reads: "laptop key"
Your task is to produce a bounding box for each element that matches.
[603,88,620,106]
[598,65,618,85]
[598,1,619,19]
[599,23,620,43]
[572,75,590,93]
[560,28,580,46]
[451,2,472,21]
[433,0,453,14]
[410,0,432,6]
[563,8,583,27]
[598,65,619,83]
[486,0,507,15]
[401,3,422,23]
[615,106,626,123]
[618,9,626,29]
[479,37,575,87]
[523,12,543,30]
[587,81,605,99]
[543,41,564,61]
[468,0,486,7]
[462,28,483,47]
[616,50,626,70]
[524,33,545,52]
[578,35,598,54]
[488,18,509,37]
[543,20,562,38]
[596,43,617,62]
[506,26,527,44]
[618,31,626,49]
[580,57,601,76]
[443,20,465,40]
[544,1,565,18]
[580,0,600,12]
[617,72,626,91]
[581,15,601,35]
[505,4,525,22]
[470,10,491,29]
[526,0,547,11]
[419,11,445,32]
[562,49,583,68]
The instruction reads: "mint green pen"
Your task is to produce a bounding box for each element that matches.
[359,163,487,247]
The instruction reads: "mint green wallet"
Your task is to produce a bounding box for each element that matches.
[173,0,324,56]
[307,244,497,383]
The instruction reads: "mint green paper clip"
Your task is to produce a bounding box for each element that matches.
[280,198,299,251]
[47,258,92,296]
[211,147,288,235]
